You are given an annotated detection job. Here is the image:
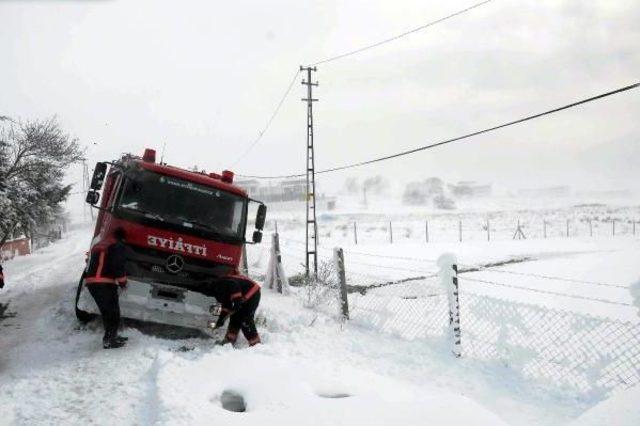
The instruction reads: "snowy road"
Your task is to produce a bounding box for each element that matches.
[0,228,508,425]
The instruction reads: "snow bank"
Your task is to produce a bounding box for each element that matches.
[572,386,640,426]
[154,348,507,426]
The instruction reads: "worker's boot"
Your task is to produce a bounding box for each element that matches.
[103,330,126,349]
[103,338,126,349]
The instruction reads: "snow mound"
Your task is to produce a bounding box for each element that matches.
[572,386,640,426]
[154,349,508,425]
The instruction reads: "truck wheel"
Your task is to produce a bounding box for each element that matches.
[75,273,96,324]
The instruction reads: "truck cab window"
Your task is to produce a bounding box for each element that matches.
[117,171,247,241]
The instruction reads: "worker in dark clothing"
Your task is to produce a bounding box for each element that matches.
[84,227,128,349]
[0,263,5,289]
[210,277,261,346]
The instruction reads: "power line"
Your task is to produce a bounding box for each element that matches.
[237,81,640,179]
[309,0,495,66]
[462,267,628,289]
[460,276,634,307]
[235,2,493,170]
[344,249,438,264]
[231,69,301,167]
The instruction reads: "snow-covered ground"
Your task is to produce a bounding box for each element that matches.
[1,221,639,425]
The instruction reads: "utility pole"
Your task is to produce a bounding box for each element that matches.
[301,66,319,278]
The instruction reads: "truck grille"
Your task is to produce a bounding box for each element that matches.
[124,245,232,292]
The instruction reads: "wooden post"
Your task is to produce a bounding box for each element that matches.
[513,219,526,240]
[389,221,393,244]
[458,220,462,242]
[634,221,636,236]
[566,219,570,238]
[333,248,350,320]
[589,219,593,237]
[437,254,461,358]
[353,221,358,245]
[486,218,490,242]
[543,220,547,239]
[612,219,616,236]
[425,220,429,243]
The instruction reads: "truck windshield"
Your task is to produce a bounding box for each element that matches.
[117,170,246,241]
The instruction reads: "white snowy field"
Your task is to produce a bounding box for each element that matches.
[253,195,640,322]
[1,225,639,425]
[251,231,640,321]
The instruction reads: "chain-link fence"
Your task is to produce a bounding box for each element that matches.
[458,291,640,398]
[345,273,449,341]
[269,240,640,400]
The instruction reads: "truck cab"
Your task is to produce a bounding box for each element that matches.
[76,148,266,331]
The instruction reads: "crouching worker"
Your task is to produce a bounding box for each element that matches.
[211,278,261,347]
[85,227,128,349]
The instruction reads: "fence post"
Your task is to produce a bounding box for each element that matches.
[612,219,616,236]
[566,219,570,238]
[438,253,461,358]
[389,221,393,244]
[240,244,249,276]
[458,220,462,242]
[425,220,429,243]
[543,220,547,239]
[513,219,526,240]
[486,218,490,242]
[353,222,358,245]
[333,247,350,321]
[589,219,593,237]
[265,232,288,294]
[634,221,636,236]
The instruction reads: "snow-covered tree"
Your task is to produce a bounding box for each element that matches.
[0,117,84,245]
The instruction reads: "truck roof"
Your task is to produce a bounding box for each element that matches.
[133,159,248,197]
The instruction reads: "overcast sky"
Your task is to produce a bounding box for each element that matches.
[1,0,638,204]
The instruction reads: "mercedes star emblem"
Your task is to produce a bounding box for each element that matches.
[165,254,185,273]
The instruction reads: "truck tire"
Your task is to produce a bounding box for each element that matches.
[75,273,96,324]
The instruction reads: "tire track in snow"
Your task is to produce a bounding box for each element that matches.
[0,230,157,424]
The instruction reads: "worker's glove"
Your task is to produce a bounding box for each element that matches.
[214,315,227,329]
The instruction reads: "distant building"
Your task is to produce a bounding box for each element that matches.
[402,177,444,205]
[1,237,31,260]
[448,181,492,198]
[236,178,307,203]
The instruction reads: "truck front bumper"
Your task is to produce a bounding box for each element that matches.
[78,279,221,331]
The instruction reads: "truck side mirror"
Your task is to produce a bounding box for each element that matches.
[252,230,263,244]
[86,190,100,205]
[255,204,267,230]
[90,162,108,190]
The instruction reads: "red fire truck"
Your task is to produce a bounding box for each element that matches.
[75,148,266,331]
